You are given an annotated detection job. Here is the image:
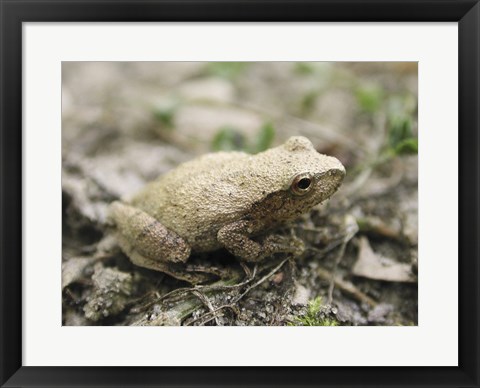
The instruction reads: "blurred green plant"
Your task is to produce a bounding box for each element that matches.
[300,90,320,116]
[206,62,249,79]
[293,63,334,116]
[385,96,418,157]
[355,84,384,113]
[152,100,179,130]
[388,116,418,155]
[211,122,276,153]
[294,62,316,75]
[288,297,339,326]
[211,126,247,151]
[352,92,418,178]
[250,122,276,153]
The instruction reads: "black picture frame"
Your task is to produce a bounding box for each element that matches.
[1,1,479,387]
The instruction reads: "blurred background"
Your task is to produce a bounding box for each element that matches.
[62,62,418,326]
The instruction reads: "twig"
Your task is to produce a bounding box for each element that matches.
[132,264,257,314]
[235,257,290,302]
[327,241,348,305]
[327,216,359,304]
[186,258,289,326]
[317,266,377,308]
[187,304,238,326]
[191,290,220,326]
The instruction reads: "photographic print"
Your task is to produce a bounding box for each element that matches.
[62,62,418,326]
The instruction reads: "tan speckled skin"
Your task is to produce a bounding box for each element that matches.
[108,136,345,266]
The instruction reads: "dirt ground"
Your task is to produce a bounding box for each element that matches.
[62,62,418,326]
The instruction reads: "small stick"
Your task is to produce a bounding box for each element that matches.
[327,240,348,305]
[187,258,289,326]
[191,290,220,326]
[317,266,377,308]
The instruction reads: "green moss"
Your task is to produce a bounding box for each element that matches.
[288,297,339,326]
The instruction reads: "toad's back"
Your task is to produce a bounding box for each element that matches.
[130,151,255,251]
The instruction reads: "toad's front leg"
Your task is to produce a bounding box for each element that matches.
[217,220,305,263]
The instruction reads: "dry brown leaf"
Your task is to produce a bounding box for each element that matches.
[353,237,416,283]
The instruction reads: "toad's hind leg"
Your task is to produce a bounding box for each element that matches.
[108,201,191,266]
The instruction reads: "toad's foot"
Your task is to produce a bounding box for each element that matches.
[217,221,305,263]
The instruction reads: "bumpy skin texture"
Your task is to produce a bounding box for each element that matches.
[108,136,345,268]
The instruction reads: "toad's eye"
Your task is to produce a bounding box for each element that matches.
[290,173,314,196]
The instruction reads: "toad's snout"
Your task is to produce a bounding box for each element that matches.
[328,167,346,182]
[316,163,345,201]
